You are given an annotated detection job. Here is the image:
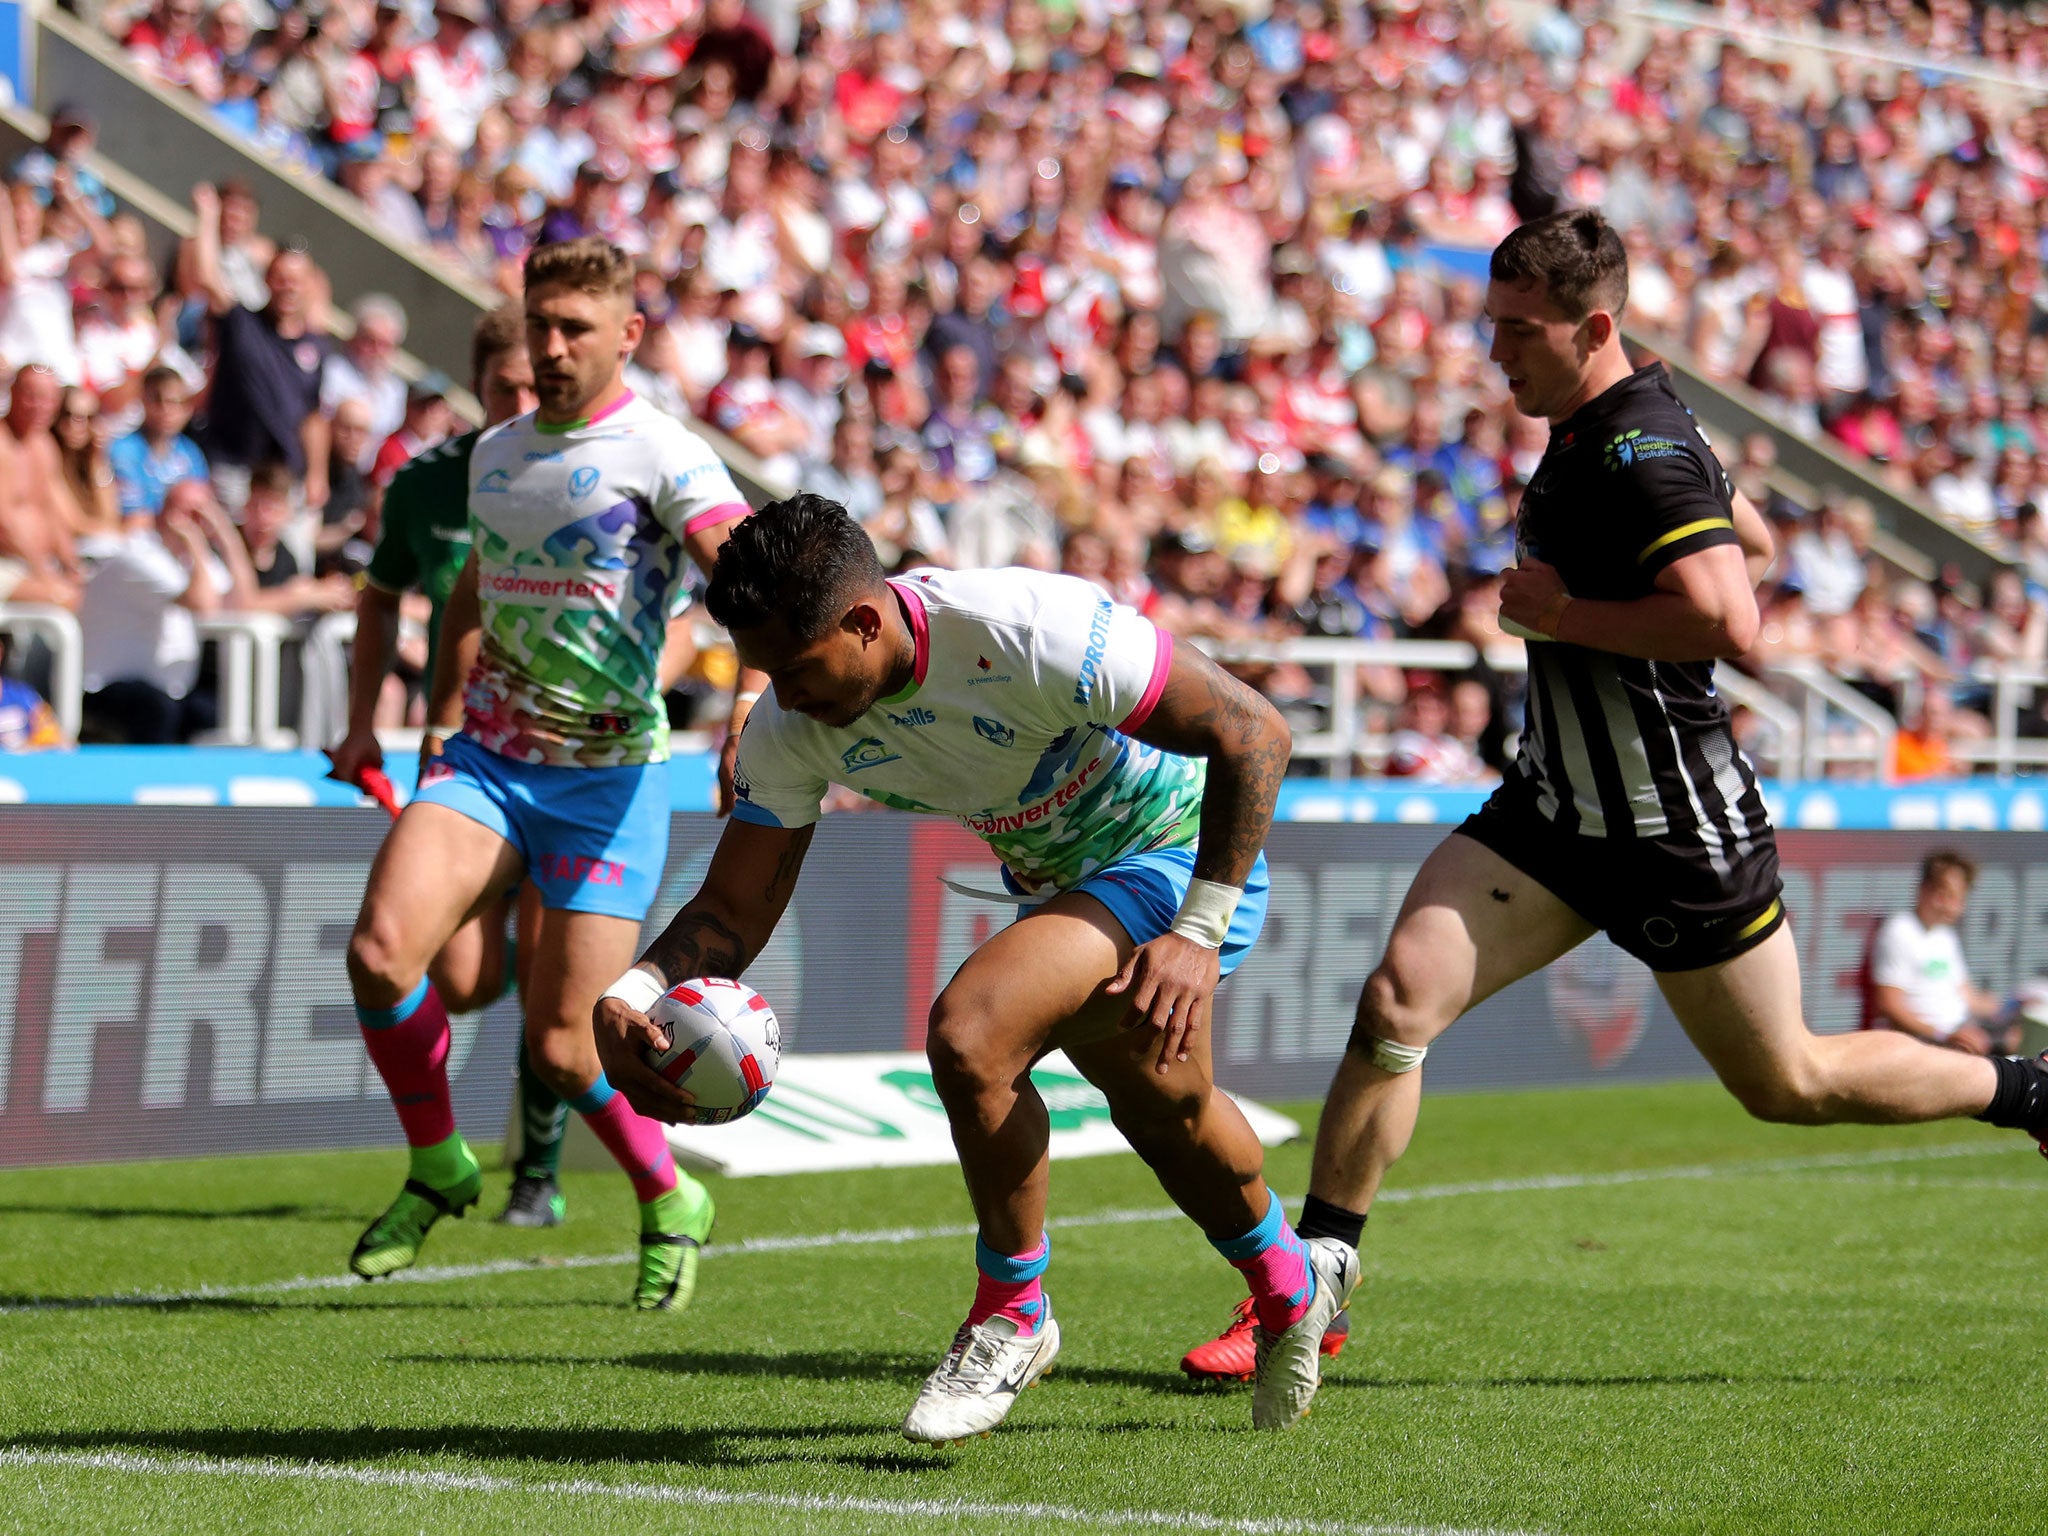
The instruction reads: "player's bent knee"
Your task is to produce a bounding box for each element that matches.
[525,1026,594,1096]
[1345,967,1439,1070]
[924,994,1013,1101]
[345,918,414,998]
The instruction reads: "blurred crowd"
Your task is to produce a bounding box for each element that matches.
[0,0,2043,777]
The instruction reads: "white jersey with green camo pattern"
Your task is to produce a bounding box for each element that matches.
[463,390,748,767]
[728,567,1205,895]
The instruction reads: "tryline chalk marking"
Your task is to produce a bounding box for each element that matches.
[0,1140,2019,1317]
[0,1446,1545,1536]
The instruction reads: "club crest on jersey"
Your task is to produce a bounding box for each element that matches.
[476,468,511,494]
[973,715,1016,748]
[1604,429,1686,470]
[570,466,601,500]
[841,736,902,773]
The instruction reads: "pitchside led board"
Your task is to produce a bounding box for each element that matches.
[4,811,2048,1168]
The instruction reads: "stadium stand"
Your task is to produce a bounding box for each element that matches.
[0,0,2044,779]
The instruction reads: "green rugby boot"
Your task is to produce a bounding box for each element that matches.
[635,1176,716,1312]
[350,1136,484,1279]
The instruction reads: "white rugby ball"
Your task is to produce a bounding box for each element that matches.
[641,976,781,1124]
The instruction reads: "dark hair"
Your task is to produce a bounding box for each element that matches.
[1489,209,1628,323]
[141,364,186,394]
[471,301,524,389]
[707,492,885,641]
[248,461,294,498]
[1921,848,1978,889]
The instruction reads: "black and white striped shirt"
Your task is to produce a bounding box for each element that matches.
[1511,365,1774,859]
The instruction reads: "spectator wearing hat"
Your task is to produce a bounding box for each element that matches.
[777,324,845,467]
[410,0,501,155]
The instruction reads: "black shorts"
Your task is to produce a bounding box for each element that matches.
[1455,778,1785,972]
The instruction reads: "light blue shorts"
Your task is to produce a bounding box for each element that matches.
[1023,845,1269,978]
[413,732,670,919]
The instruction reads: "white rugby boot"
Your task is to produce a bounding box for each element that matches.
[1251,1237,1360,1430]
[902,1302,1062,1445]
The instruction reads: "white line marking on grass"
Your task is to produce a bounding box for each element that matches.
[0,1140,2020,1317]
[0,1447,1543,1536]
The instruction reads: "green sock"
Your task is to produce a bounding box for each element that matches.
[515,1035,569,1179]
[409,1132,475,1191]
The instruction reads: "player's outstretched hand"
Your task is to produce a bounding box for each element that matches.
[592,995,705,1124]
[1107,932,1221,1075]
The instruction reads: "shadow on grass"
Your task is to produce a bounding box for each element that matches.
[0,1294,621,1317]
[1327,1370,1928,1391]
[0,1203,358,1223]
[5,1425,947,1477]
[390,1347,1206,1395]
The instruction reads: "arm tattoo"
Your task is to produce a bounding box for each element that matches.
[643,908,750,986]
[640,824,814,984]
[1136,646,1289,887]
[765,824,814,906]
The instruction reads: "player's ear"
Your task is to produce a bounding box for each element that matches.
[845,598,885,644]
[620,304,646,358]
[1582,309,1614,352]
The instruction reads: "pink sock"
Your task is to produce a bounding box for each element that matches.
[966,1234,1049,1335]
[1214,1193,1316,1333]
[576,1079,680,1203]
[356,978,455,1148]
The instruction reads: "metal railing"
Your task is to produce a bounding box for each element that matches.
[192,612,296,748]
[1194,636,1932,784]
[1760,663,1897,781]
[0,603,84,738]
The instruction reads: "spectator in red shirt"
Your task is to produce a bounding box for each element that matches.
[370,374,456,489]
[125,0,222,103]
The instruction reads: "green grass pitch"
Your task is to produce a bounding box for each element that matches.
[1,1080,2041,1535]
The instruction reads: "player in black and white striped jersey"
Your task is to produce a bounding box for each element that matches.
[1183,209,2048,1411]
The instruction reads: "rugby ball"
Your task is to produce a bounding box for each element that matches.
[641,977,781,1124]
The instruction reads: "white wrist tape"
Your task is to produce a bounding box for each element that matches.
[1169,878,1242,950]
[601,969,666,1015]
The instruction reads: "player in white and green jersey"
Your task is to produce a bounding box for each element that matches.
[343,239,762,1314]
[592,494,1356,1440]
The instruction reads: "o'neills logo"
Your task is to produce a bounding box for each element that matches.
[482,568,621,602]
[965,755,1102,835]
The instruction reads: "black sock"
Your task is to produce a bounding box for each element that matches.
[1974,1054,2047,1134]
[1296,1194,1368,1249]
